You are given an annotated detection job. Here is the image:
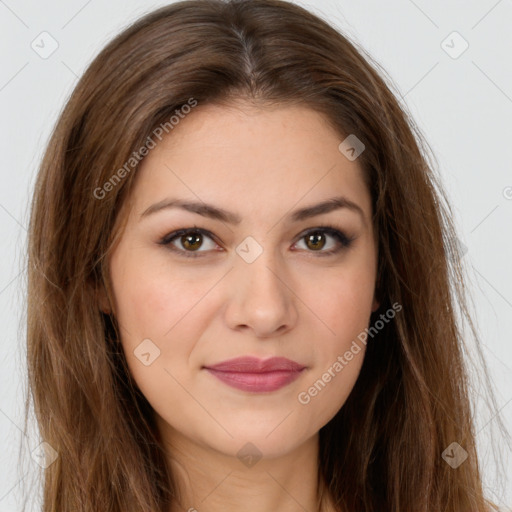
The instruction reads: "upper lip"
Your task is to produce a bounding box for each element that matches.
[203,356,305,373]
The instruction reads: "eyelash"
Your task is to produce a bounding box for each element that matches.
[158,225,356,259]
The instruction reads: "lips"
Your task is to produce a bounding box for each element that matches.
[203,356,306,392]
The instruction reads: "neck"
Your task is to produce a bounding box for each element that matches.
[158,422,335,512]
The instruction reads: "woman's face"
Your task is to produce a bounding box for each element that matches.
[105,101,379,460]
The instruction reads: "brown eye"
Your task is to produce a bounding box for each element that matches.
[160,228,218,257]
[160,225,354,259]
[293,227,354,256]
[305,231,327,251]
[181,231,203,251]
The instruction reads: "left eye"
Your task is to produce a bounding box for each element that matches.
[159,226,354,258]
[294,228,349,253]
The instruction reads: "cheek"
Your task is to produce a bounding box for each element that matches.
[298,280,371,428]
[298,348,365,434]
[310,265,376,344]
[110,248,210,340]
[300,261,374,415]
[109,251,219,391]
[109,255,205,406]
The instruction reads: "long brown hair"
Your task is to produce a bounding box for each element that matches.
[22,0,508,510]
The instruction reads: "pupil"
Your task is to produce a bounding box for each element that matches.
[307,232,325,250]
[183,232,202,250]
[180,231,327,252]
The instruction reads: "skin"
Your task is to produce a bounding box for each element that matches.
[100,100,380,512]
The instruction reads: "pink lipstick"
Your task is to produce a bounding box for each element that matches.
[203,356,306,392]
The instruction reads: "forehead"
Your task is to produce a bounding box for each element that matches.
[128,101,372,224]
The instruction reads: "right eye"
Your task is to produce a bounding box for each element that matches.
[159,227,220,258]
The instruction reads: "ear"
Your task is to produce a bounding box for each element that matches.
[371,295,380,313]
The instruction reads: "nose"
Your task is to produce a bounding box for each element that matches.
[223,248,298,338]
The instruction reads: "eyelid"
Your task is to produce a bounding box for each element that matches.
[158,224,356,258]
[159,227,220,254]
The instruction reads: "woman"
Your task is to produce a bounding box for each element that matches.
[24,0,508,510]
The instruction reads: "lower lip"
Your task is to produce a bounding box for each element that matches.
[205,368,304,392]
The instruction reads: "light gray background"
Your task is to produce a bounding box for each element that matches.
[1,0,511,510]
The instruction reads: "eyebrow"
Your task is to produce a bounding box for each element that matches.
[140,196,366,225]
